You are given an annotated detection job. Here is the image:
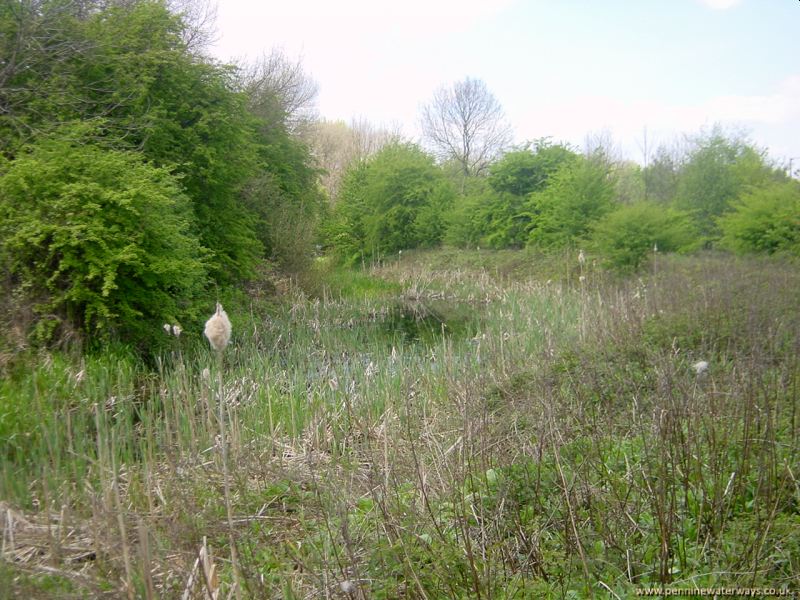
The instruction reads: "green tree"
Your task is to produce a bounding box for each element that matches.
[81,2,263,281]
[675,128,781,239]
[591,202,696,271]
[1,1,265,282]
[443,192,487,248]
[643,145,682,204]
[488,140,577,196]
[0,133,207,347]
[330,144,455,262]
[527,156,617,248]
[718,181,800,255]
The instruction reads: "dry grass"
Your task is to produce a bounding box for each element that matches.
[1,251,799,598]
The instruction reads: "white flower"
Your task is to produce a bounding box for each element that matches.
[204,302,232,352]
[579,275,586,283]
[692,360,709,375]
[163,323,171,334]
[653,242,659,253]
[172,324,182,337]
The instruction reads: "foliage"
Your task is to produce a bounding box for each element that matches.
[444,141,579,249]
[674,127,782,239]
[487,139,577,196]
[643,145,682,203]
[718,181,800,255]
[0,0,330,350]
[443,192,486,249]
[82,2,264,282]
[527,155,617,248]
[614,161,646,204]
[591,202,696,270]
[328,143,456,263]
[0,132,207,347]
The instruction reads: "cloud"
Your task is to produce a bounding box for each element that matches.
[696,0,743,10]
[510,74,800,160]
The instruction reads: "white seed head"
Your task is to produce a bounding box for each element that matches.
[653,242,659,253]
[578,249,586,264]
[163,323,171,334]
[339,580,356,594]
[172,324,182,337]
[202,367,211,381]
[692,360,709,375]
[204,302,231,352]
[579,275,586,283]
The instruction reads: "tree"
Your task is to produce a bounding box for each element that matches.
[675,127,782,239]
[488,139,578,196]
[527,156,617,248]
[718,181,800,255]
[307,118,402,201]
[591,202,696,271]
[643,144,683,204]
[328,143,455,263]
[420,77,512,180]
[240,48,319,134]
[0,0,326,349]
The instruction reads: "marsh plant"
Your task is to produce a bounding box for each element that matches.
[0,251,798,598]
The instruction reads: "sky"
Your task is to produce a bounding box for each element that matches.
[210,0,800,166]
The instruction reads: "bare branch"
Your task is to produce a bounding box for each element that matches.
[240,49,318,133]
[420,77,512,178]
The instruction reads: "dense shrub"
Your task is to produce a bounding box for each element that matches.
[527,156,617,248]
[487,140,577,196]
[718,181,800,255]
[0,134,207,346]
[590,202,696,270]
[328,143,456,263]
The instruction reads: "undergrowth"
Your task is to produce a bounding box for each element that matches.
[0,251,798,598]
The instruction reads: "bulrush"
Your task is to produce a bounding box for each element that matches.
[692,360,709,375]
[204,302,232,351]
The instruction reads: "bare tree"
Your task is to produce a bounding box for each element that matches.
[307,117,403,201]
[166,0,218,53]
[240,49,318,134]
[420,77,512,178]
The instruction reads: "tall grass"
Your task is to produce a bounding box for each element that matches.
[0,251,798,598]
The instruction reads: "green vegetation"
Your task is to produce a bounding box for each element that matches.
[718,181,800,256]
[1,2,799,598]
[591,202,696,270]
[0,131,207,347]
[0,0,321,352]
[324,143,456,264]
[1,253,798,597]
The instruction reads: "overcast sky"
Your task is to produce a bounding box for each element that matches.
[210,0,800,166]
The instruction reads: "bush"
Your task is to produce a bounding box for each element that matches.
[0,134,207,347]
[717,181,800,256]
[330,143,456,262]
[591,202,696,270]
[487,140,577,197]
[527,156,617,248]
